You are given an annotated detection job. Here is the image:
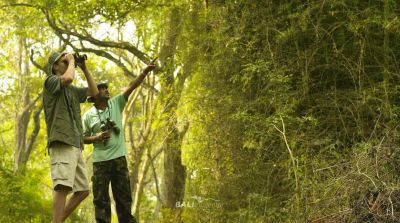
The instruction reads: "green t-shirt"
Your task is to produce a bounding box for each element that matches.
[82,93,127,162]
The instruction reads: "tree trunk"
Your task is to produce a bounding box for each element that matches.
[158,7,187,222]
[13,37,42,173]
[14,37,31,173]
[124,78,155,220]
[162,124,186,220]
[133,147,162,220]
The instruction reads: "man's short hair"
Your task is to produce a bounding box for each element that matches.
[87,83,108,103]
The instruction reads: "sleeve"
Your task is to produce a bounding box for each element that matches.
[44,75,61,95]
[72,85,88,103]
[116,93,126,110]
[110,93,126,112]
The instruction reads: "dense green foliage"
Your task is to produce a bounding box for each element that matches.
[2,0,400,222]
[181,1,400,222]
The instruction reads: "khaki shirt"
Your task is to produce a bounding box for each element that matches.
[43,75,87,148]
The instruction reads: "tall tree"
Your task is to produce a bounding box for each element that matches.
[9,5,44,173]
[158,6,187,221]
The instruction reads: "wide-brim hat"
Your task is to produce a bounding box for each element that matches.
[48,52,64,75]
[87,83,108,103]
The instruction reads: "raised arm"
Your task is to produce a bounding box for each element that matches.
[59,53,75,86]
[77,59,99,97]
[122,58,157,100]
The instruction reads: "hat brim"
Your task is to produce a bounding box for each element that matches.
[49,52,65,75]
[53,53,63,64]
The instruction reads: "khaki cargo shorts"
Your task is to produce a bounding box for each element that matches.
[49,143,89,192]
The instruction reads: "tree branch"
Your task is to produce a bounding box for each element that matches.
[22,105,43,163]
[20,92,43,116]
[29,50,46,73]
[148,147,163,200]
[0,3,39,9]
[44,10,150,63]
[46,14,159,92]
[30,43,68,76]
[73,45,134,78]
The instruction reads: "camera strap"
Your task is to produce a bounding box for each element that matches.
[96,105,111,125]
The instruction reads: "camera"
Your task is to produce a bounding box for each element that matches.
[100,118,120,145]
[100,118,120,135]
[72,53,87,64]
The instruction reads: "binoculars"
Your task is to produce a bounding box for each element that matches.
[72,53,87,64]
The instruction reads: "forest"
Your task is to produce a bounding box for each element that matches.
[1,0,400,222]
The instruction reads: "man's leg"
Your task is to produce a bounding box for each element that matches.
[52,185,70,223]
[49,144,77,223]
[111,157,137,223]
[62,190,89,221]
[93,161,112,223]
[62,148,90,221]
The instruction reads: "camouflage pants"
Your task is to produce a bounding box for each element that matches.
[92,156,137,223]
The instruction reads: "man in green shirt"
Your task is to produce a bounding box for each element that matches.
[83,59,156,223]
[43,51,98,223]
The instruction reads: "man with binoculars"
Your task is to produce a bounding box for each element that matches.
[82,58,156,223]
[43,51,99,223]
